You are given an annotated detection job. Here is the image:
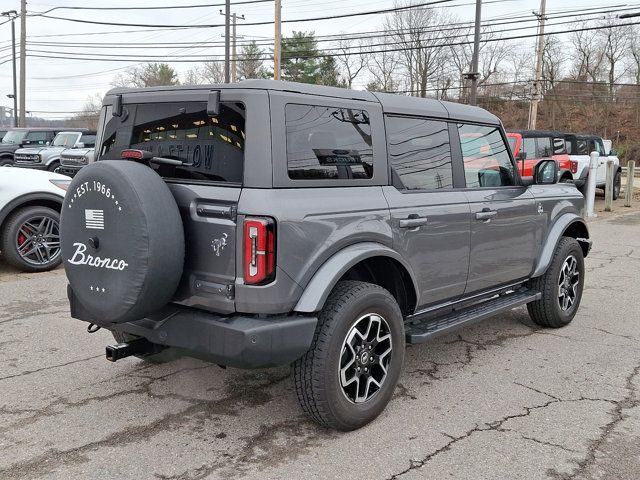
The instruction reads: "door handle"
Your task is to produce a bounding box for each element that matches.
[399,216,429,229]
[475,209,498,221]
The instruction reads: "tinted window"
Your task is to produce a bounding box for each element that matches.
[459,124,516,188]
[80,134,96,147]
[553,138,565,155]
[386,116,452,190]
[286,104,373,180]
[576,139,588,155]
[536,137,552,157]
[25,131,48,144]
[522,137,537,159]
[99,102,244,183]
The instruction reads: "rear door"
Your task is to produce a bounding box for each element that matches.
[383,116,470,308]
[457,123,538,294]
[97,90,257,313]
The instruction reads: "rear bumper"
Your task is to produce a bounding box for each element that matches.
[68,286,317,368]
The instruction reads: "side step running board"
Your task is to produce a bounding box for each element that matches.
[405,290,541,344]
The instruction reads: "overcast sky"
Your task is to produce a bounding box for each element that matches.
[0,0,636,120]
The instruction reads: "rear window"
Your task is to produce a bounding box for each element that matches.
[98,101,245,183]
[285,104,373,180]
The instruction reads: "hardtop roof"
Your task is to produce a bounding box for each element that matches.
[106,79,501,125]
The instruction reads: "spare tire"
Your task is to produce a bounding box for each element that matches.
[60,160,184,324]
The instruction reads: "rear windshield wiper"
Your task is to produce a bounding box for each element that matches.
[120,149,192,166]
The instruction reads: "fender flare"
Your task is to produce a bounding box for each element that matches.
[531,214,590,278]
[43,155,61,167]
[0,192,64,228]
[294,242,419,313]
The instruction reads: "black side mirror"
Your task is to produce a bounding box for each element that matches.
[207,90,221,116]
[533,159,559,185]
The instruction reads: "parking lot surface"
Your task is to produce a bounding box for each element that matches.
[1,210,639,480]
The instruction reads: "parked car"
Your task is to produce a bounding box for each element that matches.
[0,167,70,272]
[56,147,95,177]
[0,127,61,166]
[13,130,95,172]
[507,130,576,182]
[60,80,590,431]
[564,134,622,199]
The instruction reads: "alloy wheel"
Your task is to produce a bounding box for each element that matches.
[558,254,580,311]
[15,215,60,266]
[339,313,393,404]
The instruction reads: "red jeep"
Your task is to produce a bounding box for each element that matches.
[507,130,576,182]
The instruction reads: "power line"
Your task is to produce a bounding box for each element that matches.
[29,0,273,15]
[33,0,458,29]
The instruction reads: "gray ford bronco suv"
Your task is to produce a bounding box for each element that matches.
[60,80,590,431]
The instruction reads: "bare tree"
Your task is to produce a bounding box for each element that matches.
[366,40,401,92]
[385,1,455,97]
[630,26,640,85]
[335,38,370,88]
[71,93,103,130]
[571,28,603,82]
[183,60,226,85]
[112,63,179,88]
[598,16,631,95]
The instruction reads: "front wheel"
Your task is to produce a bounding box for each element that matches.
[293,281,405,431]
[47,160,60,172]
[527,237,585,328]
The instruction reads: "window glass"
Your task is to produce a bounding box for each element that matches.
[52,133,80,147]
[536,137,553,157]
[25,131,48,144]
[552,138,565,155]
[507,136,517,153]
[386,116,453,190]
[565,139,573,154]
[1,130,26,144]
[576,139,588,155]
[99,101,245,183]
[522,137,537,159]
[458,124,516,188]
[80,134,96,148]
[286,104,373,180]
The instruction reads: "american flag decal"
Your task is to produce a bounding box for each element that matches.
[85,209,105,230]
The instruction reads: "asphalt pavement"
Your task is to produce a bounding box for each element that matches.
[1,210,639,480]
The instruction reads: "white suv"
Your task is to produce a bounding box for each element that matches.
[564,134,621,199]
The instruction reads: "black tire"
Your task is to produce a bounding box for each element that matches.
[0,157,12,167]
[0,206,61,272]
[60,160,184,324]
[527,237,585,328]
[612,171,621,200]
[293,281,405,431]
[47,160,60,172]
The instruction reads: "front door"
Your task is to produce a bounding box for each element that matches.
[383,116,470,309]
[457,123,538,295]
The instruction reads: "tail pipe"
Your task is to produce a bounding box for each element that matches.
[106,337,165,362]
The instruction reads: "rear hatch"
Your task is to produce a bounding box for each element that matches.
[95,97,246,314]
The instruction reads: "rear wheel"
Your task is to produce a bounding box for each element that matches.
[293,281,405,431]
[612,171,621,200]
[527,237,585,328]
[0,206,61,272]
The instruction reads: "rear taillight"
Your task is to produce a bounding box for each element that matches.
[570,161,578,174]
[243,217,276,285]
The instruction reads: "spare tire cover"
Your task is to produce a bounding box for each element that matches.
[61,160,184,323]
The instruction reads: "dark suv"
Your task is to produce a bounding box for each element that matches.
[0,127,60,166]
[60,80,590,430]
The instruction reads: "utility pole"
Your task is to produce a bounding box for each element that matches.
[223,0,231,83]
[528,0,546,130]
[274,0,282,80]
[19,0,26,127]
[220,7,245,83]
[231,13,245,82]
[466,0,482,106]
[1,10,18,127]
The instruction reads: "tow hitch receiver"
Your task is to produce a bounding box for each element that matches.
[106,337,165,362]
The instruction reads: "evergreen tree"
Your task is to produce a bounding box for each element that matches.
[238,41,268,80]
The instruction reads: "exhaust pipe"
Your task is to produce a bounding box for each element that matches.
[106,337,165,362]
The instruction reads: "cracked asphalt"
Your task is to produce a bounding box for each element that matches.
[1,210,639,480]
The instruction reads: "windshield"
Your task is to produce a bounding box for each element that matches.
[1,130,26,144]
[52,132,80,147]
